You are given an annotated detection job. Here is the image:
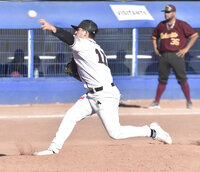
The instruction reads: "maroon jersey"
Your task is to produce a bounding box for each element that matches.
[152,19,198,52]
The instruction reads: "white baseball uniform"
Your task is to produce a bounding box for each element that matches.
[48,36,151,153]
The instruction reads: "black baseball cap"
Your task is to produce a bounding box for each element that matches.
[162,4,176,13]
[71,20,98,34]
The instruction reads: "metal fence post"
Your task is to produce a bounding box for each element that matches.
[28,29,34,78]
[132,28,138,77]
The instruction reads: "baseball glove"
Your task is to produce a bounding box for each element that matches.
[65,58,81,81]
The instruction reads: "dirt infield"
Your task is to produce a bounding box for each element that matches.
[0,100,200,172]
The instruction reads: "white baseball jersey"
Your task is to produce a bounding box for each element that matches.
[70,36,113,88]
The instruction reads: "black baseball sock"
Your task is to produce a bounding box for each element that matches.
[150,129,156,138]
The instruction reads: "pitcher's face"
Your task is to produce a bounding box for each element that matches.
[75,28,89,38]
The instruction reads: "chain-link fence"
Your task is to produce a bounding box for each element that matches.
[0,28,199,78]
[0,29,27,77]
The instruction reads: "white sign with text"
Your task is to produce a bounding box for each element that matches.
[110,5,154,21]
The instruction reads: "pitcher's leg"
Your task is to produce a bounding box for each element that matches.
[49,95,93,153]
[97,98,151,140]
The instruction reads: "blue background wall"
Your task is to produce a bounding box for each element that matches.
[1,1,200,28]
[0,1,200,105]
[0,76,199,105]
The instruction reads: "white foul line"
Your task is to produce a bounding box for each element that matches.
[0,111,199,119]
[0,114,65,119]
[119,112,200,116]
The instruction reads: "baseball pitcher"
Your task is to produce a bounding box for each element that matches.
[34,19,172,156]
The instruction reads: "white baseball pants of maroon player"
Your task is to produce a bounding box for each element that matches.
[49,86,151,153]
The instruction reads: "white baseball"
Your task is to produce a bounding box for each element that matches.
[28,10,37,18]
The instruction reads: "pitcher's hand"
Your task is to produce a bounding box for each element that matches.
[38,19,57,33]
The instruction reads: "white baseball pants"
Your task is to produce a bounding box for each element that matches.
[49,87,151,153]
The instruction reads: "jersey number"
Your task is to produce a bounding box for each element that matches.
[95,49,107,66]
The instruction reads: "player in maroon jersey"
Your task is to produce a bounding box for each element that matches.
[149,4,199,109]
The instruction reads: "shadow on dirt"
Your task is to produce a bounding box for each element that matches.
[119,102,148,109]
[191,140,200,146]
[0,154,7,157]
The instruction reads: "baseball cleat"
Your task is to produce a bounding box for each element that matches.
[186,100,192,109]
[150,122,172,144]
[33,149,57,156]
[148,101,160,109]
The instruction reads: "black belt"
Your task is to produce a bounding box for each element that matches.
[88,83,115,94]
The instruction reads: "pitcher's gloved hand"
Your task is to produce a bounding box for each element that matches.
[65,58,81,81]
